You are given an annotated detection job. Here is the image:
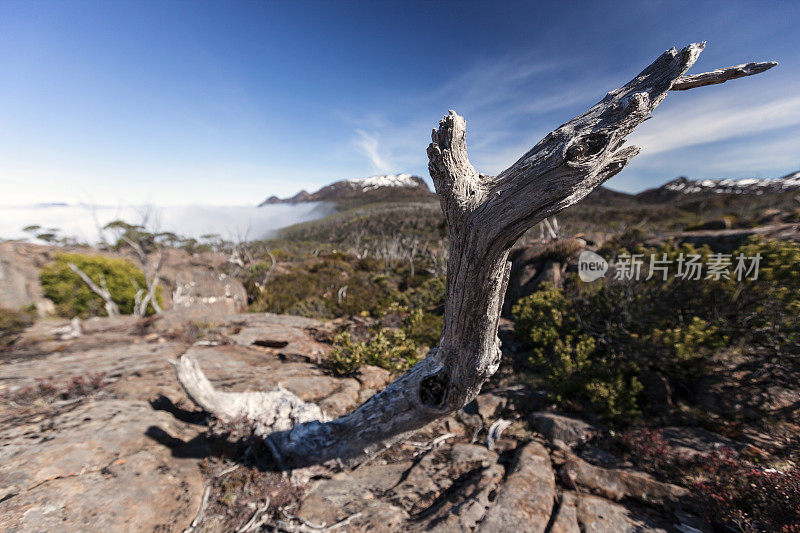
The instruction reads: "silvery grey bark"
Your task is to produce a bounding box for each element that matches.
[174,42,776,468]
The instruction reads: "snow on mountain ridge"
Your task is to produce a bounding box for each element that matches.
[346,174,418,191]
[258,173,431,206]
[664,172,800,195]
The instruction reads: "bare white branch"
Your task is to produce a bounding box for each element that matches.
[672,60,778,91]
[68,262,120,317]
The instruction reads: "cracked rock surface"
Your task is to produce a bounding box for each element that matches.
[1,312,711,532]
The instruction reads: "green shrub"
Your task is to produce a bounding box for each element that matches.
[329,329,422,375]
[513,238,800,422]
[40,253,161,318]
[388,277,445,310]
[402,308,443,348]
[732,237,800,359]
[513,285,642,420]
[249,252,446,320]
[0,307,34,349]
[356,256,382,271]
[278,201,445,246]
[512,286,568,365]
[327,307,442,375]
[249,253,395,318]
[648,317,727,382]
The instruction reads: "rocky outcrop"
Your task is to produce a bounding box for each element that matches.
[478,442,555,532]
[0,312,708,532]
[419,463,505,532]
[503,239,586,315]
[228,312,331,362]
[549,492,580,533]
[296,478,409,529]
[0,400,204,532]
[659,426,743,458]
[392,443,498,514]
[645,222,800,253]
[0,242,247,325]
[0,313,372,531]
[0,242,54,314]
[157,248,246,311]
[560,453,689,507]
[149,248,248,332]
[576,494,669,532]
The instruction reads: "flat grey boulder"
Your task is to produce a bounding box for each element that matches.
[660,426,742,458]
[296,478,409,531]
[528,411,598,447]
[0,400,204,532]
[549,491,580,533]
[560,453,689,507]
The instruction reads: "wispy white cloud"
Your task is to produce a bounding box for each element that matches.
[606,88,800,191]
[342,53,609,178]
[354,129,392,174]
[629,94,800,157]
[700,131,800,174]
[345,50,799,191]
[617,127,800,188]
[429,55,557,115]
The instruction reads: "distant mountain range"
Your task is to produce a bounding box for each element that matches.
[259,174,433,206]
[631,171,800,204]
[574,170,800,207]
[260,170,800,207]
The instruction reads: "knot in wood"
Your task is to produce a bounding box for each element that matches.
[565,132,609,163]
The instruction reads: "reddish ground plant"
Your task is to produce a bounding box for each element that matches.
[695,448,799,533]
[2,372,108,404]
[619,427,800,532]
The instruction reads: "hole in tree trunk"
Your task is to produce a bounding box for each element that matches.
[419,371,449,408]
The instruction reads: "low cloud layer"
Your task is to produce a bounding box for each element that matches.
[0,203,335,244]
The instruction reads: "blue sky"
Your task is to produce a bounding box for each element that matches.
[1,0,798,205]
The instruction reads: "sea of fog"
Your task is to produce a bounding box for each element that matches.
[0,202,335,243]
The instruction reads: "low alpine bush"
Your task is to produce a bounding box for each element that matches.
[40,253,161,318]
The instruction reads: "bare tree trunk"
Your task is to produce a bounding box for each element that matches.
[68,262,121,317]
[122,236,163,317]
[543,218,559,240]
[137,275,161,316]
[174,43,775,468]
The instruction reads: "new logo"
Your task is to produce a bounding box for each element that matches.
[578,250,608,282]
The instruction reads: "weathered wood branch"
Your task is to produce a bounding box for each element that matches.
[122,236,164,317]
[671,60,777,91]
[68,262,120,317]
[174,43,776,468]
[137,251,163,316]
[173,357,326,437]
